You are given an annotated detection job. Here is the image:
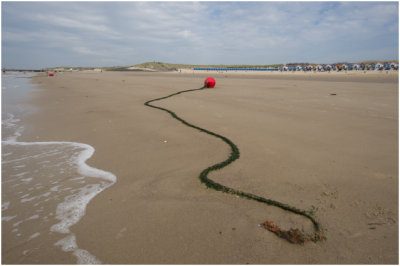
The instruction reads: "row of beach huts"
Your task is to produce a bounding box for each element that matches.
[193,61,398,72]
[279,62,399,72]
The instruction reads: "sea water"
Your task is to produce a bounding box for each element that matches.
[2,72,117,264]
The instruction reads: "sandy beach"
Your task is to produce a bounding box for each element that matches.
[5,70,398,264]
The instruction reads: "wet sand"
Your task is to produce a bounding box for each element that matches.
[14,70,398,263]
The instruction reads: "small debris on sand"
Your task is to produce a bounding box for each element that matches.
[259,220,324,244]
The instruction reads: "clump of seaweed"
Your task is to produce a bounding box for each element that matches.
[259,221,324,244]
[145,85,325,244]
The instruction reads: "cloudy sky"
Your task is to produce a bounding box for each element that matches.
[2,1,398,69]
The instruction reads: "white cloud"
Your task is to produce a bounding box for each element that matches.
[71,46,97,55]
[31,14,111,33]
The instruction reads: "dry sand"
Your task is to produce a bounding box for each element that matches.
[13,70,398,263]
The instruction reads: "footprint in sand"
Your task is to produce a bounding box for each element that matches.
[316,185,339,210]
[365,205,396,226]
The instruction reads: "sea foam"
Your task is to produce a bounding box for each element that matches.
[2,72,117,264]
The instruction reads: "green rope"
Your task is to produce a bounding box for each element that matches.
[144,85,324,243]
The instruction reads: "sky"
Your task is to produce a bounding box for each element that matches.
[2,1,399,69]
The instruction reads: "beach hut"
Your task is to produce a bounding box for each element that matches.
[370,63,376,70]
[324,64,332,71]
[390,62,398,70]
[375,62,384,70]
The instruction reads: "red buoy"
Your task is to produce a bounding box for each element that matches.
[49,73,54,76]
[204,77,216,88]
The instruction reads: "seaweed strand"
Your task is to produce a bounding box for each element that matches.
[144,85,324,244]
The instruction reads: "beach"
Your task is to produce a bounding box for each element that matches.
[3,70,398,264]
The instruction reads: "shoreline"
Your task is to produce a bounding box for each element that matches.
[17,71,398,263]
[2,72,117,264]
